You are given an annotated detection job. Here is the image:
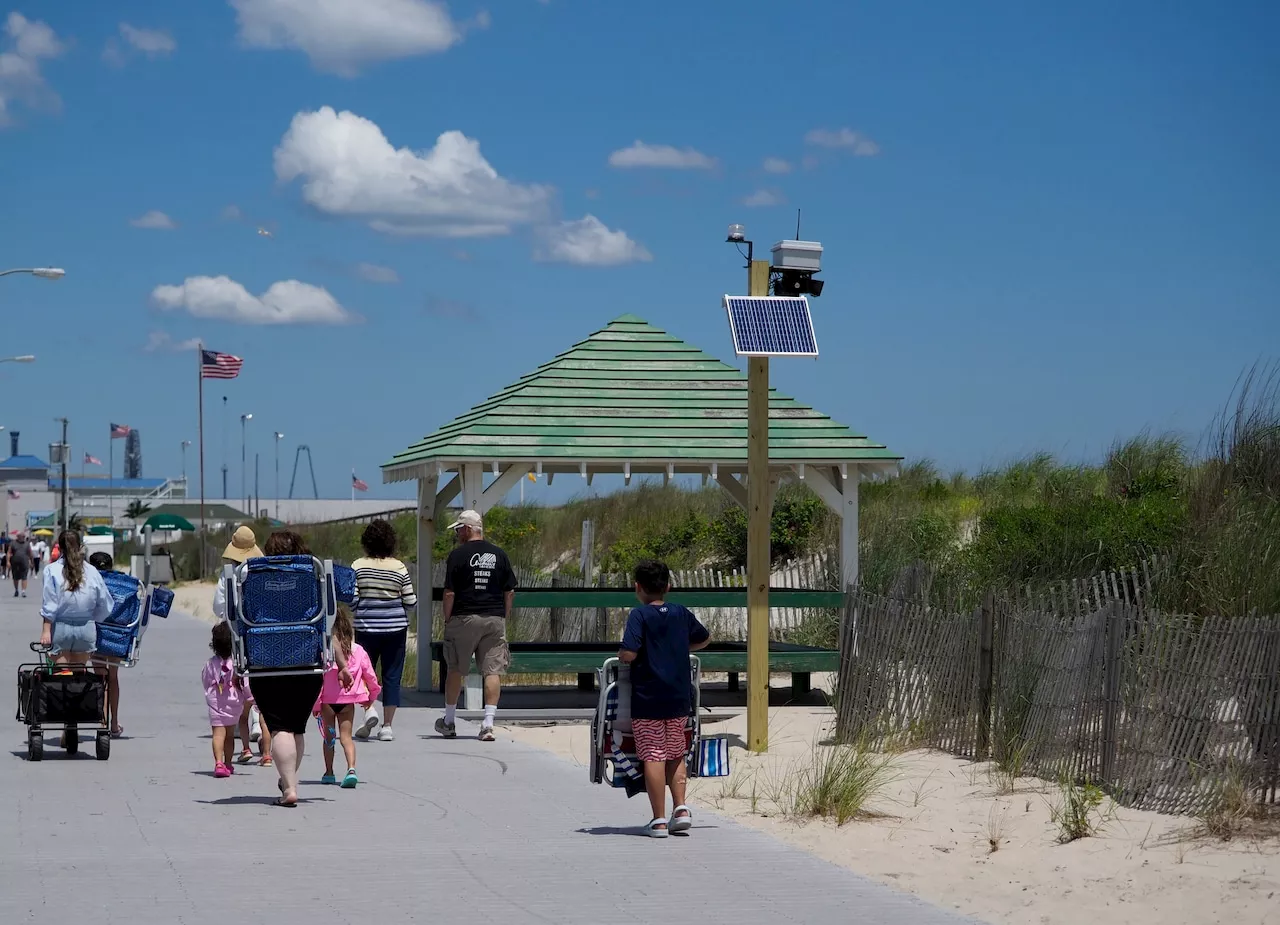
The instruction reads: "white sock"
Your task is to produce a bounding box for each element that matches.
[483,704,496,728]
[444,704,456,725]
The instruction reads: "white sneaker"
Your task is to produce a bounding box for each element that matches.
[248,707,261,743]
[356,704,381,740]
[377,725,394,742]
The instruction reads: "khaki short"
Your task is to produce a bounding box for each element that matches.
[443,614,509,677]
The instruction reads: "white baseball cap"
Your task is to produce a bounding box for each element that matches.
[447,510,483,530]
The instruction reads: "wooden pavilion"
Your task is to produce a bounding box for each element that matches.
[382,314,900,689]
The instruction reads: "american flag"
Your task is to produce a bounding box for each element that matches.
[110,423,131,439]
[84,453,102,466]
[6,489,19,499]
[352,473,369,492]
[202,350,243,379]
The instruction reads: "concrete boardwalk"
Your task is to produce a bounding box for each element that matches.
[2,591,978,925]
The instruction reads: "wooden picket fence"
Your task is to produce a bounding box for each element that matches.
[837,563,1280,815]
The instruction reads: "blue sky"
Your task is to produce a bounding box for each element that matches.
[1,1,1276,504]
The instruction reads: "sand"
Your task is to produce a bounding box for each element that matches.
[172,581,219,624]
[505,704,1280,925]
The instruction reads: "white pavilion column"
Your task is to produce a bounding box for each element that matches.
[840,466,859,591]
[462,462,483,512]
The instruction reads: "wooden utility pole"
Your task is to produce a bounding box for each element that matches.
[746,258,772,752]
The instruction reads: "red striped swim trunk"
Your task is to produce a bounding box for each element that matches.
[632,717,687,762]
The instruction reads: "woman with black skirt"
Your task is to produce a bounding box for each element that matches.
[251,531,352,807]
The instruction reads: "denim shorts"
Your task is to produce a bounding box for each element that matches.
[51,621,97,655]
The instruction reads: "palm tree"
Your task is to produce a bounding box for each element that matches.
[125,500,152,526]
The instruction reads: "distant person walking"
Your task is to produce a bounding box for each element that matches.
[350,519,417,743]
[31,536,47,575]
[10,532,32,597]
[434,510,516,742]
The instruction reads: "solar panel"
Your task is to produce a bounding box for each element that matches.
[723,295,819,357]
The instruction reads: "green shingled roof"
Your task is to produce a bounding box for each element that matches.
[382,315,899,483]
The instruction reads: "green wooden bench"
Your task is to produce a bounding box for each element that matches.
[429,640,838,695]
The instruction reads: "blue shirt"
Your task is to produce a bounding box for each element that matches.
[40,558,114,626]
[621,602,710,720]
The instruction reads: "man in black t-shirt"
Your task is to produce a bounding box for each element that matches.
[435,510,517,742]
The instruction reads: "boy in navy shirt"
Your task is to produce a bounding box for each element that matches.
[619,560,710,837]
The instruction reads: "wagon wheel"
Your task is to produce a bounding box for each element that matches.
[27,728,43,762]
[64,726,79,755]
[95,731,110,761]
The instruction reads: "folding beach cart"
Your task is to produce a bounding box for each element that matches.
[17,643,111,761]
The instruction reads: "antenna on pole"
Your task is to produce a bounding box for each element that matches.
[795,208,801,241]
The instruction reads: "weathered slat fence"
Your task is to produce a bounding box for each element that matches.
[837,563,1280,815]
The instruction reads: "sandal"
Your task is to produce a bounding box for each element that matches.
[260,756,273,767]
[644,818,669,838]
[110,726,124,739]
[669,805,692,834]
[275,779,298,807]
[237,749,254,764]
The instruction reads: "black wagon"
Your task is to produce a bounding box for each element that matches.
[16,642,110,761]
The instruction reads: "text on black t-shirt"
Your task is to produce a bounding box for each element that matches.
[444,540,517,617]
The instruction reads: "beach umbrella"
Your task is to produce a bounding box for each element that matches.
[31,528,54,537]
[143,513,196,532]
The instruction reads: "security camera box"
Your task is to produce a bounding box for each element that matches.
[770,240,823,273]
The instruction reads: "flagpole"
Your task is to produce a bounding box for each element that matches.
[109,438,114,528]
[198,344,207,579]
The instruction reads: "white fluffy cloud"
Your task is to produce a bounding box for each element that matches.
[762,157,792,174]
[0,12,64,126]
[535,215,652,267]
[105,23,177,64]
[130,210,178,229]
[152,275,355,325]
[608,141,716,170]
[230,0,465,76]
[274,106,554,238]
[144,331,203,353]
[804,127,880,156]
[356,262,399,283]
[742,189,784,208]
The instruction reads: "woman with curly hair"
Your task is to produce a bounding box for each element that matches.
[350,519,417,742]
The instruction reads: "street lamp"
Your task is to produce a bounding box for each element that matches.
[240,414,252,514]
[273,432,283,522]
[0,356,35,364]
[0,267,65,280]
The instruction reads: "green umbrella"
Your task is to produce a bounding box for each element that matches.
[143,512,196,532]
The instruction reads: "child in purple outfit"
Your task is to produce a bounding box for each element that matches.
[202,622,248,778]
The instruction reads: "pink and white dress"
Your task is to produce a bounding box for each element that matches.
[202,655,248,727]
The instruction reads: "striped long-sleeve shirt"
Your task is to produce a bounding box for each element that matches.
[350,556,418,633]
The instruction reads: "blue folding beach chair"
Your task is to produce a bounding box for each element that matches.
[589,656,704,793]
[223,555,337,677]
[95,571,174,668]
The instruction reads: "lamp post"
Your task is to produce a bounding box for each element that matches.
[0,267,65,280]
[273,432,283,522]
[0,356,35,364]
[50,418,69,535]
[240,413,252,514]
[181,440,192,483]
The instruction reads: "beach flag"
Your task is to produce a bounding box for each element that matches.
[201,350,243,380]
[84,453,102,466]
[110,423,131,439]
[352,473,369,492]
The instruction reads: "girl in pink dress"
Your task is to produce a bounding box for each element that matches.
[202,622,248,779]
[314,606,380,788]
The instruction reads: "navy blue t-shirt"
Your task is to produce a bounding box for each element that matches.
[620,602,710,720]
